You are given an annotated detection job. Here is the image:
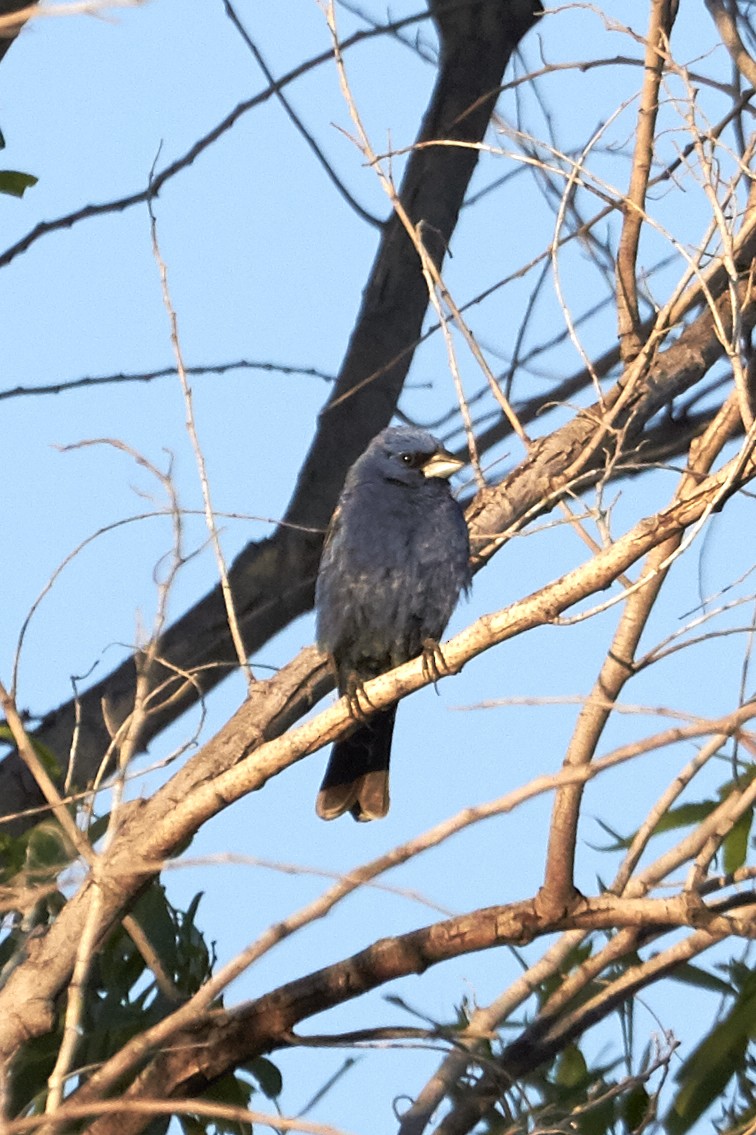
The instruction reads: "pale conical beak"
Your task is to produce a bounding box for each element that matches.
[421,448,465,480]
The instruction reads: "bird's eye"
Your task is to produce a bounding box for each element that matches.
[398,451,422,467]
[400,453,414,464]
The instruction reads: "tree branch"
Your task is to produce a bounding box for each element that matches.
[0,0,38,63]
[75,890,756,1135]
[615,0,677,362]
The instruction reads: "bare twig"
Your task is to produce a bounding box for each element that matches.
[148,197,253,691]
[223,0,380,228]
[615,0,677,362]
[0,359,335,403]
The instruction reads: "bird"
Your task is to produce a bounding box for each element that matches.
[315,425,471,821]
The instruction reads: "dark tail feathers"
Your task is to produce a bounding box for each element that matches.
[316,706,397,821]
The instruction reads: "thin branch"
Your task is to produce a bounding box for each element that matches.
[57,740,685,1113]
[325,1,489,474]
[1,248,747,836]
[44,882,104,1115]
[1,0,545,832]
[0,359,335,403]
[433,923,727,1135]
[0,680,93,864]
[148,196,253,690]
[7,1098,354,1135]
[224,0,381,228]
[0,7,435,271]
[615,0,677,362]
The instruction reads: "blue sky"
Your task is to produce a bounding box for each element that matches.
[1,2,752,1130]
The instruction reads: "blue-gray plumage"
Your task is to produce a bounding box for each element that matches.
[315,426,471,821]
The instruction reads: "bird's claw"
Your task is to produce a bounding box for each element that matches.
[345,681,375,723]
[421,639,452,691]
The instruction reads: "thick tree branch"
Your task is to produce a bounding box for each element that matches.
[66,889,756,1135]
[706,0,756,89]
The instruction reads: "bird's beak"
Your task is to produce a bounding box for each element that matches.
[421,448,465,480]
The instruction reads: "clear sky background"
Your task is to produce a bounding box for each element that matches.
[1,2,753,1131]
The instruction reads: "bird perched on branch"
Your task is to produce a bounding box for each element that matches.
[315,426,471,821]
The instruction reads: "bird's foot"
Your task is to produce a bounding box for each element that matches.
[344,680,375,723]
[421,639,452,692]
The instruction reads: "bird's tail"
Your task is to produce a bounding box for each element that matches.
[316,706,397,821]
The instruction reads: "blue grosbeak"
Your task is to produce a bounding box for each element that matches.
[316,426,470,820]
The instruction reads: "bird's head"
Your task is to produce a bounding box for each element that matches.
[356,426,464,488]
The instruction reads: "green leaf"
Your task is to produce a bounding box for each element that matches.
[0,829,29,879]
[668,961,733,996]
[132,882,182,974]
[244,1055,283,1099]
[717,764,756,798]
[669,1035,748,1135]
[668,969,756,1134]
[589,816,628,850]
[199,1071,253,1134]
[537,940,593,1005]
[82,811,114,848]
[555,1044,588,1088]
[8,1022,63,1115]
[25,821,73,874]
[591,802,717,852]
[650,801,716,835]
[623,1084,650,1130]
[0,169,37,197]
[723,807,753,875]
[31,738,63,780]
[0,727,62,781]
[582,1093,618,1135]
